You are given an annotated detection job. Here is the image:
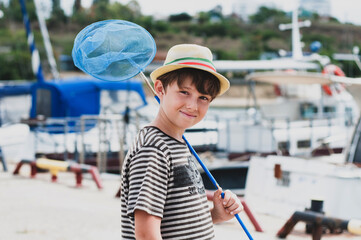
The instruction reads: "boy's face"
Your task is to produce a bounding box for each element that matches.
[159,77,212,130]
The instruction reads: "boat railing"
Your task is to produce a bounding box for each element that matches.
[25,111,145,173]
[78,114,142,173]
[198,109,356,156]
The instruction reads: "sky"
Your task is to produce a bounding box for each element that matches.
[64,0,361,26]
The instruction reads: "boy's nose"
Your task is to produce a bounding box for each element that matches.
[186,98,198,111]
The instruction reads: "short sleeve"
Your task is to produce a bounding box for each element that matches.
[126,145,170,218]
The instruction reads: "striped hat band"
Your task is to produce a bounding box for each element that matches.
[165,57,216,72]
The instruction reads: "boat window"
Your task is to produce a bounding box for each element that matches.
[297,140,311,148]
[300,103,317,119]
[345,107,354,126]
[36,89,51,118]
[323,106,336,113]
[276,171,290,187]
[278,141,290,150]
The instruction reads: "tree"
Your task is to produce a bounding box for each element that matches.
[71,0,91,26]
[6,0,37,23]
[48,0,68,28]
[0,3,7,27]
[91,0,110,21]
[73,0,82,14]
[249,6,287,24]
[107,2,135,21]
[169,12,192,22]
[197,11,211,24]
[0,31,34,80]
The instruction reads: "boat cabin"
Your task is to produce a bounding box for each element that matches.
[30,77,147,119]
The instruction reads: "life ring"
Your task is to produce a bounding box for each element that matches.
[322,84,333,96]
[322,64,345,77]
[321,64,345,96]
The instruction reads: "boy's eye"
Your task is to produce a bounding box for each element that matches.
[200,96,210,101]
[180,91,189,95]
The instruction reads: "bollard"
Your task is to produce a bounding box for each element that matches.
[277,200,361,240]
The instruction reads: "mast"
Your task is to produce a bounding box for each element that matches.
[291,7,303,60]
[278,0,311,60]
[34,0,60,80]
[19,0,45,83]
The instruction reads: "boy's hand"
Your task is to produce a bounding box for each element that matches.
[211,188,243,224]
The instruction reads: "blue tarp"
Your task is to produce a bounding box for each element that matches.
[0,83,32,97]
[30,77,147,119]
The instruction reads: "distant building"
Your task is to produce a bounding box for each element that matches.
[233,0,332,21]
[127,0,141,17]
[300,0,331,17]
[233,0,280,22]
[209,5,223,23]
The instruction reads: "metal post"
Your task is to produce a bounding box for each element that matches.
[79,116,85,164]
[115,118,124,175]
[226,119,231,153]
[270,118,275,152]
[310,117,313,149]
[286,118,291,152]
[97,117,102,172]
[0,147,7,172]
[0,98,3,127]
[63,118,69,161]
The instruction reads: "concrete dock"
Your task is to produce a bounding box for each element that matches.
[1,162,359,240]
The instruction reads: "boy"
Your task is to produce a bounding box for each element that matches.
[121,44,243,239]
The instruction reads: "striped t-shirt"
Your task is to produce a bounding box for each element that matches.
[121,126,214,240]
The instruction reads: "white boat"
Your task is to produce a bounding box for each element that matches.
[216,71,359,157]
[244,74,361,220]
[245,149,361,220]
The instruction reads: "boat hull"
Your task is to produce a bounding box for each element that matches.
[245,155,361,219]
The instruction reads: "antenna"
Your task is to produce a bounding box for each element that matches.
[278,1,311,60]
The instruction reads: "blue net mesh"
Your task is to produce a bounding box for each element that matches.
[72,19,156,81]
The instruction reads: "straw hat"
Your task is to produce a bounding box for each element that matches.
[150,44,230,96]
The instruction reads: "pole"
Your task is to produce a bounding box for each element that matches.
[19,0,45,83]
[33,0,60,80]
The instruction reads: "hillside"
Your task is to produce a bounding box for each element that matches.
[49,20,361,78]
[0,3,361,81]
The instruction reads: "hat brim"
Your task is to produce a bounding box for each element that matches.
[150,64,230,96]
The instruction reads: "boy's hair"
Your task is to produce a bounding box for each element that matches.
[157,68,221,100]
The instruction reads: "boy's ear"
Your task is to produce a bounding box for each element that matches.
[154,80,165,97]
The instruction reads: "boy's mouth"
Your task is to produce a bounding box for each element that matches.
[180,110,197,118]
